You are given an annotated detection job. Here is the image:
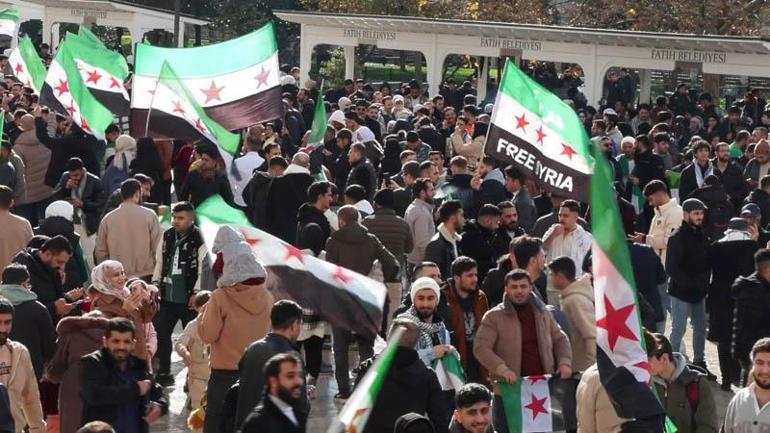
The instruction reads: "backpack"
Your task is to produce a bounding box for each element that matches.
[684,366,704,432]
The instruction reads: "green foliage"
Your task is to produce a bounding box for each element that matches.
[318,48,345,89]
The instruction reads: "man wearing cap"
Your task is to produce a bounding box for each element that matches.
[744,173,770,228]
[397,277,453,367]
[740,203,770,245]
[665,198,714,378]
[603,108,622,156]
[708,217,759,390]
[405,131,432,164]
[392,95,413,121]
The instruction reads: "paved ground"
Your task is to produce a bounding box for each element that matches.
[152,318,737,433]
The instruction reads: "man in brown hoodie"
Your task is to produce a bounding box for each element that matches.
[198,226,274,433]
[473,269,571,433]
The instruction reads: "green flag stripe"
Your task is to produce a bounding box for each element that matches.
[134,22,277,77]
[157,62,240,156]
[498,59,589,152]
[17,35,46,92]
[0,7,19,21]
[65,32,129,79]
[308,81,327,145]
[498,381,523,433]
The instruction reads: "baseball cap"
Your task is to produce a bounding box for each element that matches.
[741,203,761,218]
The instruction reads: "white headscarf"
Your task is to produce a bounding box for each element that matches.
[113,135,137,170]
[90,260,131,300]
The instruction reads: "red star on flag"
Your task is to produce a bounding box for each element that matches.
[193,118,207,134]
[254,66,270,88]
[528,374,548,384]
[535,125,547,145]
[283,243,305,264]
[333,266,351,284]
[524,393,549,420]
[200,80,225,104]
[79,117,91,132]
[596,294,637,351]
[346,408,369,433]
[86,70,102,85]
[54,79,69,97]
[109,77,122,89]
[172,100,186,114]
[633,360,652,384]
[66,105,77,116]
[560,142,577,160]
[14,63,23,74]
[515,113,529,131]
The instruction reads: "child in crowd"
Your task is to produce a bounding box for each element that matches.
[175,290,212,411]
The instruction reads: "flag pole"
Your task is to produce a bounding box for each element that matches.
[144,78,160,137]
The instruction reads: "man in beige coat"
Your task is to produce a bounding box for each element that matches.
[0,186,32,272]
[549,256,596,372]
[473,269,572,433]
[95,179,161,279]
[0,297,45,433]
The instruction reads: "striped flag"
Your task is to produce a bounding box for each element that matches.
[68,28,130,116]
[147,62,240,176]
[306,81,327,150]
[9,35,46,94]
[131,21,283,133]
[195,194,387,338]
[0,7,18,38]
[485,59,591,201]
[433,351,466,391]
[327,326,404,433]
[498,375,578,433]
[39,37,113,139]
[585,125,666,427]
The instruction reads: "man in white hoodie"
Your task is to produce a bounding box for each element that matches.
[0,297,45,433]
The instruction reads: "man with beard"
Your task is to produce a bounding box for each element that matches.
[713,142,748,209]
[474,270,571,433]
[0,297,45,433]
[471,156,507,210]
[439,257,489,383]
[240,353,307,433]
[723,338,770,432]
[80,317,168,433]
[733,250,770,385]
[425,201,464,280]
[398,277,452,367]
[449,383,494,433]
[678,140,714,201]
[491,202,525,259]
[406,179,437,276]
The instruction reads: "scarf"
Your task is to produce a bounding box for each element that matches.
[693,160,714,189]
[71,171,88,223]
[401,305,444,350]
[720,229,751,242]
[91,260,131,300]
[618,155,643,213]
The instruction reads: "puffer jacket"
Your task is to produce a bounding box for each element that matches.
[362,207,414,263]
[325,223,399,282]
[13,130,52,204]
[558,275,596,371]
[653,353,719,433]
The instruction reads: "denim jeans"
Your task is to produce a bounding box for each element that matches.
[669,297,706,363]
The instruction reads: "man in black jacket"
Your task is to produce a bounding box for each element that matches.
[0,383,11,433]
[235,300,306,430]
[265,153,314,244]
[0,264,55,380]
[33,107,100,188]
[425,201,464,280]
[347,142,377,201]
[53,157,106,238]
[240,353,308,433]
[732,249,770,384]
[242,156,287,229]
[665,198,713,377]
[359,319,448,433]
[713,142,748,210]
[744,174,770,229]
[80,318,168,433]
[459,204,501,283]
[296,181,333,254]
[12,235,80,324]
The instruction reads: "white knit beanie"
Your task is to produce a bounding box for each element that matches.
[45,200,74,221]
[409,277,441,303]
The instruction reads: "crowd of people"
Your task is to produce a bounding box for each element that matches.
[1,39,770,433]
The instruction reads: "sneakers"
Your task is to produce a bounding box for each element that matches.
[155,373,175,387]
[693,361,717,381]
[334,391,350,402]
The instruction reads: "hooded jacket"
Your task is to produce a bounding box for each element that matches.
[425,223,462,281]
[46,315,109,433]
[325,223,399,282]
[1,340,45,433]
[198,283,273,370]
[34,216,85,290]
[558,275,596,371]
[653,353,718,433]
[11,248,64,324]
[0,285,54,379]
[744,188,770,229]
[475,168,507,209]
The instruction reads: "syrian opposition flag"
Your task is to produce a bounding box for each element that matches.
[306,81,327,150]
[327,326,404,433]
[131,21,283,133]
[586,137,666,426]
[146,62,240,176]
[433,351,466,391]
[195,194,387,338]
[498,375,578,433]
[485,58,591,201]
[9,35,45,94]
[0,7,18,38]
[39,39,113,139]
[67,28,130,116]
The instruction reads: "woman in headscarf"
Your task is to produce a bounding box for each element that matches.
[88,260,157,364]
[102,134,136,194]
